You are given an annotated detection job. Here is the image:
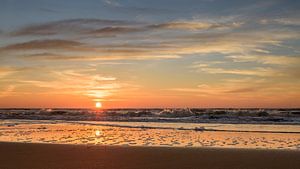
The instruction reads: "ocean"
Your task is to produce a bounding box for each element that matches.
[0,108,300,150]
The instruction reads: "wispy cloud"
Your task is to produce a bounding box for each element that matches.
[191,54,300,78]
[10,18,242,37]
[3,22,299,63]
[1,39,83,51]
[0,67,15,78]
[102,0,121,7]
[87,26,143,37]
[0,65,139,101]
[0,67,36,78]
[167,77,300,98]
[148,21,243,30]
[227,55,300,65]
[192,64,280,77]
[260,18,300,26]
[10,18,136,36]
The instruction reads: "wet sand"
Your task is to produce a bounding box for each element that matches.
[0,142,299,169]
[1,120,299,149]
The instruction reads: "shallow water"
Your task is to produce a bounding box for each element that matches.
[0,119,299,150]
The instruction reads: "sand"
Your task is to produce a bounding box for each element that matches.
[1,120,300,149]
[0,142,299,169]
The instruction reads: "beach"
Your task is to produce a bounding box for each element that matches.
[1,119,299,168]
[1,142,300,169]
[1,119,300,149]
[1,0,300,168]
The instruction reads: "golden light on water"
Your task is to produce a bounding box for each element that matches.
[1,122,300,149]
[95,130,101,136]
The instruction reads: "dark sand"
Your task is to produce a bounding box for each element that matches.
[0,142,299,169]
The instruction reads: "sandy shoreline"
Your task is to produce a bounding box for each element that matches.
[1,120,299,149]
[1,142,300,169]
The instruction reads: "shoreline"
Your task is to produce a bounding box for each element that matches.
[2,117,300,125]
[1,142,300,169]
[1,120,299,150]
[3,118,300,132]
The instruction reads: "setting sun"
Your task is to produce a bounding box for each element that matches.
[95,102,102,108]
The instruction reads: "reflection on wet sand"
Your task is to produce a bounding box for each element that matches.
[0,120,299,150]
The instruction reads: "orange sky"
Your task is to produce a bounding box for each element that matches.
[0,0,300,108]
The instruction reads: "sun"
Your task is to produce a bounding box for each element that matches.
[95,102,102,108]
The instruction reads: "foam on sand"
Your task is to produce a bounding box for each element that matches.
[0,119,299,150]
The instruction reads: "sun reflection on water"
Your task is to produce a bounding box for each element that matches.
[95,130,101,136]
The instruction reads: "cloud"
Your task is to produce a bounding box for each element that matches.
[274,18,300,26]
[0,67,16,78]
[2,17,300,86]
[10,18,243,38]
[10,18,136,36]
[0,67,36,78]
[21,53,88,61]
[167,77,300,99]
[1,40,182,60]
[3,22,299,63]
[1,39,83,51]
[191,55,300,78]
[227,55,300,65]
[148,21,242,30]
[83,20,242,37]
[225,87,261,93]
[39,8,59,13]
[193,66,280,77]
[8,18,281,62]
[0,64,139,101]
[102,0,121,7]
[260,18,300,26]
[88,26,144,37]
[2,19,299,64]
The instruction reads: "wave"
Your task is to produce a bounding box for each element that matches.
[66,121,300,134]
[1,108,300,125]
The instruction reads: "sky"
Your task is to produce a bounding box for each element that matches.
[0,0,300,108]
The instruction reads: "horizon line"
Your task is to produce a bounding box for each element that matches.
[0,107,299,109]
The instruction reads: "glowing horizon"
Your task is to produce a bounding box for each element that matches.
[0,0,300,108]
